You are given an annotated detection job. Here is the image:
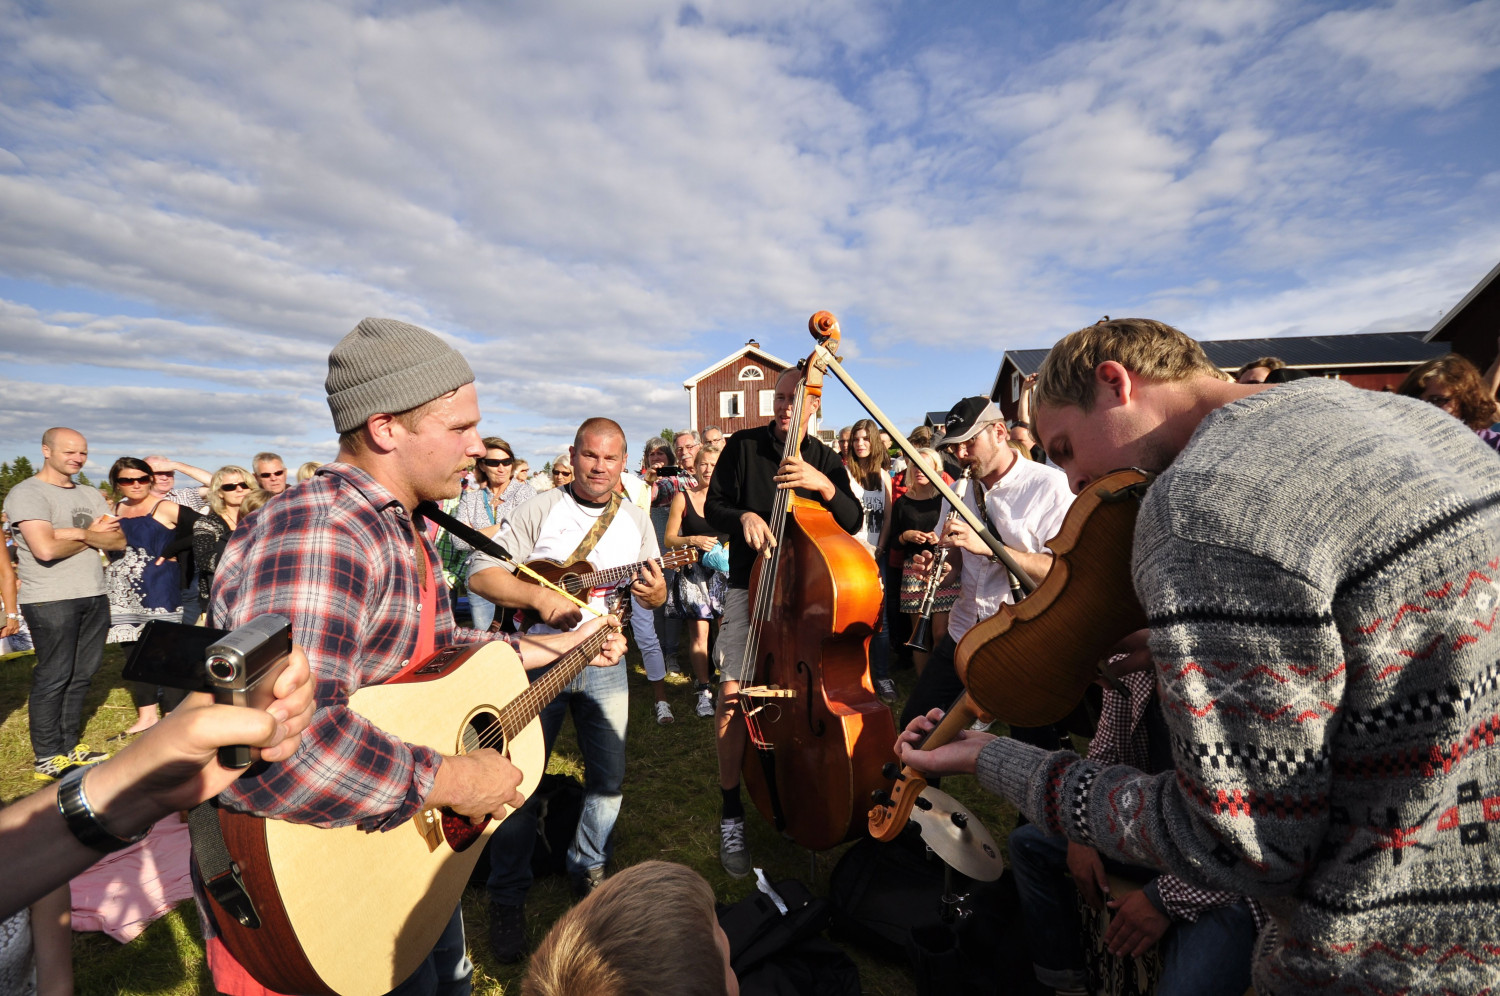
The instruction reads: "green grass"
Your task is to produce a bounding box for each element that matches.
[1,641,1018,995]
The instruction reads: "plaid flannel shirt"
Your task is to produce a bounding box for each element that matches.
[431,494,467,591]
[210,462,516,831]
[1089,670,1264,926]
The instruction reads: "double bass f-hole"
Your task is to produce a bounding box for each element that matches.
[796,660,826,737]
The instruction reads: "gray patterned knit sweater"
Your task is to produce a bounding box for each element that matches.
[978,379,1500,995]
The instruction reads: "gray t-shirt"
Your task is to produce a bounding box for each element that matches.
[3,477,109,603]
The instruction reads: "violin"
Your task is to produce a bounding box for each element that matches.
[737,321,896,851]
[868,468,1150,842]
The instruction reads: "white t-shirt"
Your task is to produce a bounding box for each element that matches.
[470,487,658,636]
[944,457,1074,643]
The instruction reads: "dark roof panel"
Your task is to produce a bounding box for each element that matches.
[1000,331,1443,377]
[1199,332,1442,368]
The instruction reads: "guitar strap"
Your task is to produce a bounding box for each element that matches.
[563,488,623,566]
[416,490,624,572]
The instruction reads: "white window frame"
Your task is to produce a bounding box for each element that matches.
[758,389,775,416]
[739,365,764,381]
[720,390,744,418]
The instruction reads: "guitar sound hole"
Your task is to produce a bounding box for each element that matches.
[462,711,505,756]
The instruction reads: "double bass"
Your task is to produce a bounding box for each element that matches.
[737,324,896,851]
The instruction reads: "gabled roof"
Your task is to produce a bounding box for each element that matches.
[999,331,1441,379]
[683,343,794,387]
[1426,257,1500,343]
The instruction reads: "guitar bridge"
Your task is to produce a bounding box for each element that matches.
[414,808,444,853]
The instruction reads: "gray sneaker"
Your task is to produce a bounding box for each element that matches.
[695,685,714,718]
[875,678,898,704]
[720,817,752,878]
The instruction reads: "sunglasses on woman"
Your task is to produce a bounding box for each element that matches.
[219,482,252,492]
[116,475,152,485]
[479,457,514,467]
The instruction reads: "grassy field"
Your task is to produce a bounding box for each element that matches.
[1,638,1018,996]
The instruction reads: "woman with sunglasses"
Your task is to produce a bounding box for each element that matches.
[455,437,537,630]
[192,466,253,617]
[104,457,187,734]
[549,454,574,490]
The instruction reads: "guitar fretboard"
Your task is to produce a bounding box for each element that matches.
[560,549,698,594]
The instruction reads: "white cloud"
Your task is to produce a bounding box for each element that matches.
[0,0,1495,469]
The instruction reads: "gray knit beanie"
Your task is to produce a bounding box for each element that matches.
[325,318,475,433]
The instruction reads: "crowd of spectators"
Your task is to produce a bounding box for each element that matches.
[5,337,1500,996]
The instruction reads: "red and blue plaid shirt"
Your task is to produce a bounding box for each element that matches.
[210,462,515,831]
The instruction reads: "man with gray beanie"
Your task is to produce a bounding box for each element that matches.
[203,317,627,996]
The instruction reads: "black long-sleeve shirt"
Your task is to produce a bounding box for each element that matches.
[705,424,862,588]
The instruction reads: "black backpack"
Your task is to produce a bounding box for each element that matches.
[829,829,1045,996]
[717,877,861,996]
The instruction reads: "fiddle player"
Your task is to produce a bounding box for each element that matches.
[898,396,1073,742]
[206,318,626,996]
[704,366,862,877]
[897,318,1500,996]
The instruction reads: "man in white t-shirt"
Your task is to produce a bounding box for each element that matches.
[467,417,666,962]
[898,397,1074,735]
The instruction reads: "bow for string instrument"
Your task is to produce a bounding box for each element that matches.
[794,312,1152,844]
[736,322,896,852]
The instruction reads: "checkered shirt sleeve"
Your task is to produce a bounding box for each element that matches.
[1154,875,1267,927]
[211,463,516,830]
[166,486,207,512]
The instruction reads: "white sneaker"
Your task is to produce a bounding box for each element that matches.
[654,700,674,725]
[695,686,714,718]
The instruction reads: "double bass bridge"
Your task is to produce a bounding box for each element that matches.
[739,685,797,749]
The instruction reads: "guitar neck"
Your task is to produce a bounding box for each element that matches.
[566,550,696,590]
[495,627,610,739]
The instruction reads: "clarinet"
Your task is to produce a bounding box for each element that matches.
[905,510,957,653]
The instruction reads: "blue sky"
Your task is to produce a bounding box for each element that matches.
[1,0,1497,478]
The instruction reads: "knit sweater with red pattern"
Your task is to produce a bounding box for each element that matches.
[978,379,1500,996]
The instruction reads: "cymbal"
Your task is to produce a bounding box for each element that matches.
[910,787,1004,882]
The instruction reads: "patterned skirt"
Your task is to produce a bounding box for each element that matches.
[898,554,961,615]
[667,562,728,620]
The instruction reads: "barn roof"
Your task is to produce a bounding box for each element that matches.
[682,342,794,387]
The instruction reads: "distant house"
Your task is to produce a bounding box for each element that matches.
[1426,258,1500,372]
[683,340,794,435]
[989,331,1447,422]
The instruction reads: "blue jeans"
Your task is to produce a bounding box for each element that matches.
[486,658,630,903]
[631,594,668,682]
[469,592,496,632]
[22,595,110,759]
[384,904,472,996]
[1008,823,1256,996]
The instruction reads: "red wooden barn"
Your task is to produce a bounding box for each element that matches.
[682,340,793,436]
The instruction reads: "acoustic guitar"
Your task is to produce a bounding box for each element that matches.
[204,610,620,995]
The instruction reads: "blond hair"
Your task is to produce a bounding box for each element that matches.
[239,488,274,517]
[1035,318,1219,412]
[523,862,726,996]
[207,466,252,516]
